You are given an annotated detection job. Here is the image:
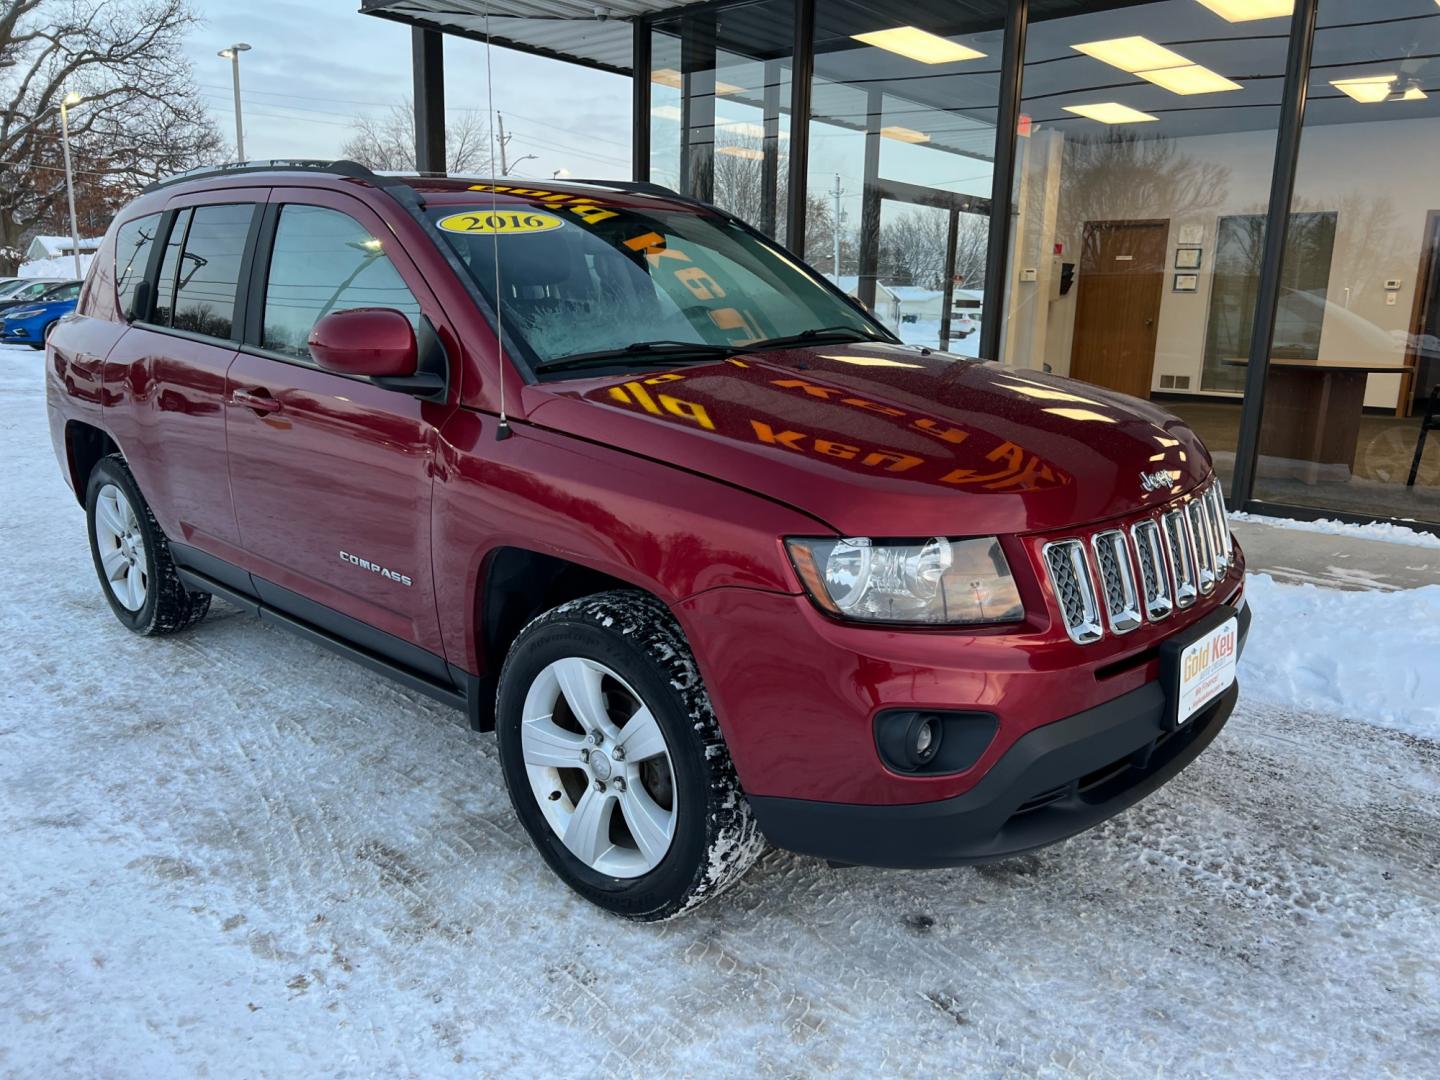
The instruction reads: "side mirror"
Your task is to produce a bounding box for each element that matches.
[308,307,417,378]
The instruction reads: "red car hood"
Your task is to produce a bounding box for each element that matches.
[523,343,1214,538]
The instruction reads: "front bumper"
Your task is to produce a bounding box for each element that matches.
[749,602,1247,868]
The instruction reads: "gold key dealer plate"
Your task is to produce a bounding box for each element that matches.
[1161,607,1240,728]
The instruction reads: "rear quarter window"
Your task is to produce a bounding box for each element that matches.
[114,214,162,320]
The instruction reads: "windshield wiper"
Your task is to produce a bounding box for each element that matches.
[739,325,881,352]
[535,340,736,374]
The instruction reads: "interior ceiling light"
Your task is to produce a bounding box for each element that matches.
[650,67,743,95]
[1074,36,1189,73]
[1331,75,1400,103]
[852,26,986,64]
[1138,63,1242,95]
[1194,0,1294,21]
[1074,36,1241,95]
[879,125,932,143]
[1062,102,1159,124]
[716,145,764,160]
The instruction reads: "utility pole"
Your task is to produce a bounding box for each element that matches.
[831,173,844,279]
[59,93,83,279]
[217,44,252,160]
[494,112,536,176]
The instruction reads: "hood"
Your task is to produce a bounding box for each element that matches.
[523,344,1214,538]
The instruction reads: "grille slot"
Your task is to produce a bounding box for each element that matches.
[1042,539,1104,644]
[1130,519,1173,621]
[1092,530,1142,634]
[1207,485,1232,573]
[1162,509,1199,609]
[1187,500,1217,594]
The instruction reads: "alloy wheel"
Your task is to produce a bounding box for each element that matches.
[94,483,147,611]
[520,656,677,878]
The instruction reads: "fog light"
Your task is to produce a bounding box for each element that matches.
[874,709,998,776]
[912,715,940,763]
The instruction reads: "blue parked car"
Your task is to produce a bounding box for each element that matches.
[1,280,82,349]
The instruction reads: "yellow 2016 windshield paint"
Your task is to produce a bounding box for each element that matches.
[436,210,565,235]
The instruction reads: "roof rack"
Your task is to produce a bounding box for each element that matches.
[559,178,681,199]
[141,158,407,195]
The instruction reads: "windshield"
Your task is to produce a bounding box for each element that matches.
[40,282,81,301]
[428,198,883,372]
[0,280,30,298]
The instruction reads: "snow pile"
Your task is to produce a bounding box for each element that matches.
[1240,572,1440,737]
[1230,511,1440,550]
[18,252,93,279]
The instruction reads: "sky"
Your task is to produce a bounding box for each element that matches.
[182,1,633,180]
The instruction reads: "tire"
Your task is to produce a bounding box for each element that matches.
[85,454,211,635]
[496,590,764,921]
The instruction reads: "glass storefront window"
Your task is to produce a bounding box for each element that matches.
[806,2,1005,354]
[1001,0,1293,491]
[1253,0,1440,525]
[650,0,794,242]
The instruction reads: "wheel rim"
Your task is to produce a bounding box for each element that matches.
[520,656,677,879]
[94,483,147,612]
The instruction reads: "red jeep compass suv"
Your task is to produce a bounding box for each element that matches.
[47,161,1247,919]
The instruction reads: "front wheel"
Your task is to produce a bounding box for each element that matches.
[496,591,764,920]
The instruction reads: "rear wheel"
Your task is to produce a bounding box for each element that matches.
[496,591,764,920]
[85,454,210,635]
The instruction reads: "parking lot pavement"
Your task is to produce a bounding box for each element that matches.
[4,352,1438,1077]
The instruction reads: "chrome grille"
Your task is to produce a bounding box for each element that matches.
[1092,530,1142,634]
[1041,481,1232,644]
[1042,539,1103,644]
[1130,519,1173,621]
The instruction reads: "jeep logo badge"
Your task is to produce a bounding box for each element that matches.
[1139,469,1174,493]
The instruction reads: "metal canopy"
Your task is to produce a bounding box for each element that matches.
[360,0,706,74]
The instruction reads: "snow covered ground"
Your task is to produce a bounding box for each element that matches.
[3,346,1438,1077]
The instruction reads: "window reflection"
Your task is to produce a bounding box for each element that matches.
[1253,0,1440,523]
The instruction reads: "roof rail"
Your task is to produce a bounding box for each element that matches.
[560,178,681,199]
[141,158,407,195]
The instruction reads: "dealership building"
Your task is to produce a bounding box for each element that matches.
[362,0,1440,533]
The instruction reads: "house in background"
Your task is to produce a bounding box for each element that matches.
[23,235,102,263]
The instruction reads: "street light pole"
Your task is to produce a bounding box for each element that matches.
[217,43,252,159]
[59,92,83,279]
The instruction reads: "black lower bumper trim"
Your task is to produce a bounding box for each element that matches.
[750,605,1248,869]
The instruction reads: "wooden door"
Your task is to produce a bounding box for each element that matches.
[1069,219,1168,398]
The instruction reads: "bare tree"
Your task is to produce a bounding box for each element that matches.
[341,101,493,175]
[0,0,223,272]
[878,208,988,292]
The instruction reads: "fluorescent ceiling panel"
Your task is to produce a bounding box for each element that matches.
[1194,0,1294,21]
[879,125,932,143]
[1138,63,1242,94]
[1062,102,1159,124]
[852,26,986,65]
[1073,36,1190,73]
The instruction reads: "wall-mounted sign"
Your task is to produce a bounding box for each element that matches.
[1174,273,1200,292]
[1175,247,1203,270]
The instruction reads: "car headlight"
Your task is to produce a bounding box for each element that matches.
[785,536,1025,625]
[5,308,39,320]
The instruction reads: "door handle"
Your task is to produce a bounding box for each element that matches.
[232,387,281,415]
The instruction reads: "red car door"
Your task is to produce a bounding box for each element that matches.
[224,188,454,666]
[100,195,263,569]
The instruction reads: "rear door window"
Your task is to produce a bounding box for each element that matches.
[151,209,191,327]
[170,203,255,339]
[260,204,421,361]
[114,213,161,320]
